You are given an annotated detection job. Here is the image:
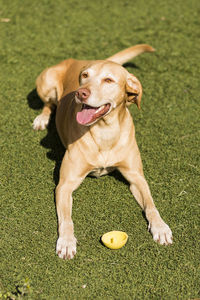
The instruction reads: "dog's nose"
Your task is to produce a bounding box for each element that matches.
[75,88,90,102]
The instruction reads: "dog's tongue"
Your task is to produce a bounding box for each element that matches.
[76,107,98,125]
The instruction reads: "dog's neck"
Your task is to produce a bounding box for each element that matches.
[88,102,129,151]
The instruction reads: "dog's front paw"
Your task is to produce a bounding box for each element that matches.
[148,219,173,245]
[33,114,49,130]
[56,236,77,260]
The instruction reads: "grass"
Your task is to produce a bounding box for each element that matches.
[0,0,199,298]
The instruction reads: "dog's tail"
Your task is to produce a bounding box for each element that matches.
[107,44,155,65]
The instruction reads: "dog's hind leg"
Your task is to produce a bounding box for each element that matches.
[33,68,63,130]
[32,101,56,131]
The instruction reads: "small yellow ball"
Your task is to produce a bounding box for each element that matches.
[101,231,128,249]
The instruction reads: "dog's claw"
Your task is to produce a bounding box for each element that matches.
[149,220,173,245]
[56,237,77,260]
[33,113,50,130]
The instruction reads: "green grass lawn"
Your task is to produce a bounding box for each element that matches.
[0,0,199,298]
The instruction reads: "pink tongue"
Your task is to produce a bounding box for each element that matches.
[76,107,97,125]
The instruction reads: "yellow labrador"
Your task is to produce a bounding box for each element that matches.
[35,44,172,259]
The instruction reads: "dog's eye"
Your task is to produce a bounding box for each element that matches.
[104,78,114,83]
[82,73,88,79]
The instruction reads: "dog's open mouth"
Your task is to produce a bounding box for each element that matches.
[76,103,111,125]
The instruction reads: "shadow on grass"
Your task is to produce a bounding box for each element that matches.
[27,89,65,187]
[27,88,43,110]
[123,62,139,69]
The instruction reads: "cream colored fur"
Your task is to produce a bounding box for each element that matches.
[34,44,172,259]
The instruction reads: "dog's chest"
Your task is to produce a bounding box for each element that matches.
[91,122,120,151]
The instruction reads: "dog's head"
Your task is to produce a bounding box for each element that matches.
[75,61,142,126]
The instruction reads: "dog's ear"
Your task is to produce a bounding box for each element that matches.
[125,74,142,109]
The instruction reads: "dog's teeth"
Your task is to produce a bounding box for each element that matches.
[95,105,105,114]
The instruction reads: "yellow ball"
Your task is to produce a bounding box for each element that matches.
[101,231,128,249]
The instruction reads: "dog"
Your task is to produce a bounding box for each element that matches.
[34,44,173,259]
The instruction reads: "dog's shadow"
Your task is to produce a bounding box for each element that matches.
[123,62,139,69]
[27,89,129,187]
[27,89,64,186]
